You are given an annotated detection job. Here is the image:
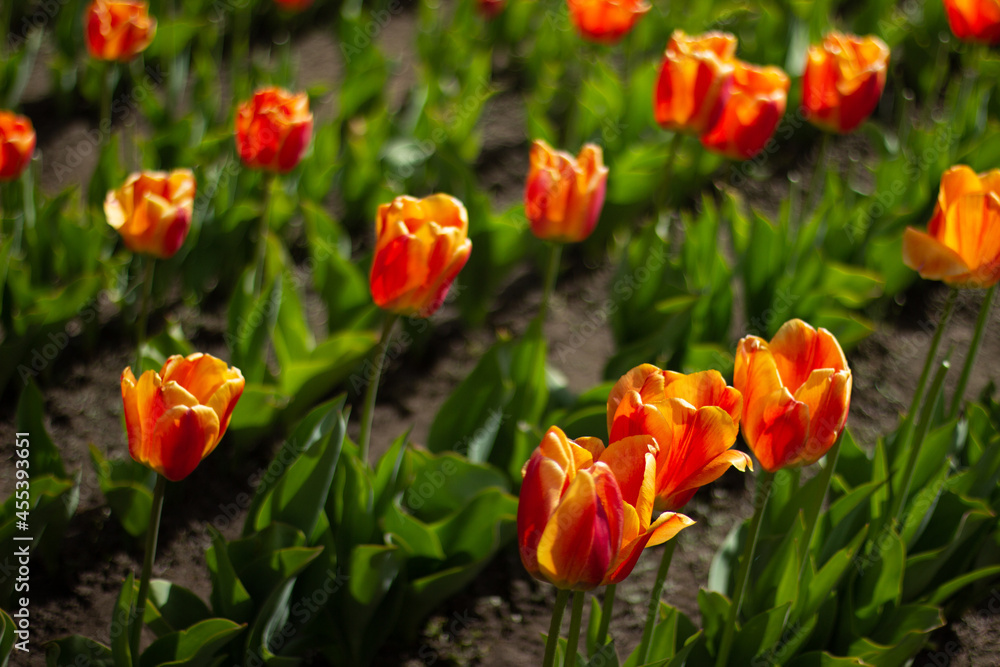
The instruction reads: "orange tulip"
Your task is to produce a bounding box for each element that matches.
[84,0,156,62]
[802,32,889,134]
[943,0,1000,44]
[700,61,789,160]
[369,194,472,317]
[607,364,750,511]
[121,354,245,482]
[273,0,313,10]
[105,169,195,259]
[566,0,650,44]
[902,165,1000,288]
[654,30,737,135]
[524,140,608,243]
[235,87,313,173]
[734,319,852,473]
[518,426,694,590]
[0,111,35,182]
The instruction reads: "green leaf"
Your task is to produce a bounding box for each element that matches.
[403,449,510,523]
[89,446,155,538]
[730,602,791,665]
[784,652,865,667]
[697,590,730,645]
[111,572,135,667]
[802,528,868,619]
[854,525,904,626]
[139,618,245,667]
[16,381,67,479]
[205,528,254,623]
[928,565,1000,605]
[144,580,212,637]
[46,636,114,667]
[584,641,619,667]
[342,545,404,662]
[0,608,16,667]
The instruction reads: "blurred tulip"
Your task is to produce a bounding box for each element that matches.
[734,319,852,473]
[566,0,650,44]
[607,364,750,511]
[943,0,1000,44]
[0,111,35,181]
[654,30,737,135]
[370,194,472,317]
[85,0,156,62]
[121,354,245,481]
[700,60,789,160]
[525,140,608,243]
[105,169,195,259]
[236,87,313,173]
[802,32,889,134]
[273,0,313,10]
[518,426,694,590]
[903,165,1000,288]
[478,0,505,18]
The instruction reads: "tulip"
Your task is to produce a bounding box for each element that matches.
[700,60,789,160]
[273,0,313,10]
[734,319,852,473]
[607,364,750,511]
[85,0,156,62]
[0,111,35,181]
[235,87,313,173]
[943,0,1000,44]
[654,30,737,136]
[105,169,195,259]
[518,426,694,590]
[478,0,505,17]
[369,194,472,317]
[566,0,650,45]
[802,32,889,134]
[903,165,1000,289]
[121,353,245,482]
[525,140,608,243]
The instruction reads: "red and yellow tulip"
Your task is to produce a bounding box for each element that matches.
[699,60,789,160]
[566,0,650,44]
[85,0,156,62]
[518,427,693,590]
[369,194,472,317]
[524,140,608,243]
[0,111,35,182]
[235,87,313,173]
[802,32,889,134]
[121,354,245,482]
[734,319,852,473]
[903,165,1000,289]
[943,0,1000,44]
[273,0,313,10]
[104,169,196,259]
[607,364,750,511]
[654,31,737,136]
[477,0,505,17]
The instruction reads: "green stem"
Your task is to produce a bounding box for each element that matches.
[948,284,996,420]
[594,583,615,649]
[716,470,774,667]
[656,132,684,224]
[131,474,166,661]
[135,257,155,372]
[101,62,115,150]
[565,591,585,667]
[538,242,562,325]
[358,314,399,464]
[543,589,572,667]
[797,435,840,580]
[129,58,144,173]
[637,539,677,663]
[804,133,829,219]
[253,173,276,298]
[909,288,958,418]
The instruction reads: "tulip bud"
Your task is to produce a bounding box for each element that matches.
[105,169,196,259]
[235,87,314,173]
[0,111,36,182]
[525,140,608,244]
[943,0,1000,44]
[654,30,737,135]
[699,60,789,160]
[802,32,889,134]
[85,0,156,62]
[566,0,650,45]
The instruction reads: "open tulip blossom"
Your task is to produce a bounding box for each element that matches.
[525,140,609,244]
[104,169,196,259]
[84,0,156,62]
[802,31,890,134]
[0,111,35,181]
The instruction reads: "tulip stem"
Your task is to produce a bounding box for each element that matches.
[538,242,562,325]
[136,257,155,372]
[131,474,166,661]
[656,132,684,225]
[804,133,829,219]
[358,314,398,464]
[543,589,571,667]
[637,539,677,663]
[716,469,774,667]
[253,173,277,298]
[565,591,585,667]
[594,583,615,649]
[909,288,957,419]
[100,63,115,152]
[948,284,996,421]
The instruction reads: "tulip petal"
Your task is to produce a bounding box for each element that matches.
[747,388,810,472]
[607,363,661,436]
[660,369,742,423]
[794,369,853,466]
[149,405,220,481]
[768,319,849,394]
[518,455,567,577]
[902,227,972,282]
[604,511,694,585]
[598,436,657,518]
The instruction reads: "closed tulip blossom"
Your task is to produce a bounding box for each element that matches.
[700,60,789,160]
[802,32,890,134]
[121,354,245,482]
[518,426,694,590]
[235,87,313,173]
[734,319,852,473]
[525,140,608,243]
[105,169,195,259]
[369,194,472,317]
[0,111,36,181]
[903,165,1000,288]
[607,364,750,511]
[478,0,505,18]
[273,0,313,10]
[85,0,156,62]
[566,0,650,45]
[943,0,1000,44]
[654,30,737,135]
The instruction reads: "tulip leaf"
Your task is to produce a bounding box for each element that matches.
[16,380,67,479]
[927,564,1000,606]
[402,449,510,523]
[278,331,378,421]
[227,383,289,438]
[802,528,868,620]
[227,267,282,385]
[138,618,245,667]
[586,596,602,658]
[696,590,730,645]
[853,524,904,626]
[0,608,14,667]
[784,652,865,667]
[372,431,412,521]
[342,545,405,663]
[89,446,155,538]
[384,506,447,561]
[707,521,746,597]
[111,572,136,667]
[817,480,880,566]
[45,636,114,667]
[607,142,671,205]
[583,641,619,667]
[144,580,212,638]
[730,602,791,665]
[205,528,254,624]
